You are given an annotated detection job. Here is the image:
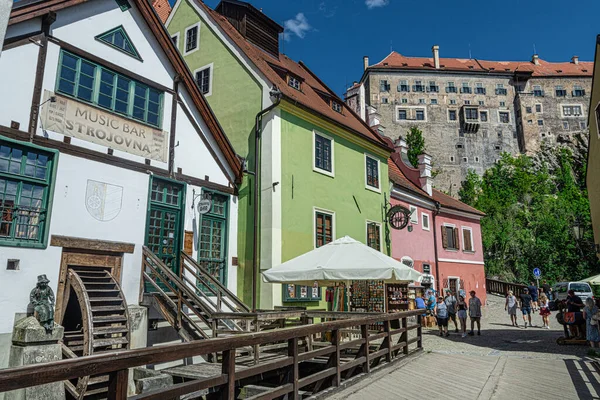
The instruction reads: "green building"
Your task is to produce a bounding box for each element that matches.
[166,0,393,309]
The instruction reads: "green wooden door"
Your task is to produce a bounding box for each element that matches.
[197,191,228,293]
[145,177,184,292]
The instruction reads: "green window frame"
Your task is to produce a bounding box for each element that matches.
[0,138,58,249]
[114,0,131,11]
[56,50,163,128]
[95,26,142,61]
[314,134,332,172]
[198,191,229,288]
[366,156,379,189]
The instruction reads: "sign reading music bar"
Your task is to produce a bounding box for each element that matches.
[42,90,168,162]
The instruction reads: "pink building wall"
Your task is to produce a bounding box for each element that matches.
[435,212,484,263]
[389,197,435,274]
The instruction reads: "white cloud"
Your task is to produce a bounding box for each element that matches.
[365,0,389,9]
[284,13,311,41]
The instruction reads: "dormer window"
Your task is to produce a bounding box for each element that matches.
[332,101,342,113]
[288,75,301,91]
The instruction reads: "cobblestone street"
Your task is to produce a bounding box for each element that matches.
[328,294,600,399]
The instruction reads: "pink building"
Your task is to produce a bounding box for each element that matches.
[388,144,487,303]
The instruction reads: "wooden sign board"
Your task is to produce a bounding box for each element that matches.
[184,230,193,255]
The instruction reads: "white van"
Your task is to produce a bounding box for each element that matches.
[553,282,594,303]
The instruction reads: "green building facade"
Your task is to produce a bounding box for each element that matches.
[167,0,392,309]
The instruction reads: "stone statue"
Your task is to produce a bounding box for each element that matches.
[29,274,55,333]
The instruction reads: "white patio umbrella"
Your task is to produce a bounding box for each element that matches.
[262,236,423,285]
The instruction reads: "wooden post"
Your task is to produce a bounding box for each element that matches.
[107,369,128,400]
[217,291,222,312]
[177,290,183,330]
[332,329,341,387]
[417,315,423,349]
[253,316,259,365]
[288,337,299,400]
[361,324,370,374]
[401,317,408,355]
[384,320,392,362]
[222,349,236,400]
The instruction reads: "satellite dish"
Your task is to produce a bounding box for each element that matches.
[401,256,414,268]
[197,199,212,215]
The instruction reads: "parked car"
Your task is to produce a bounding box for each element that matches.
[553,282,594,303]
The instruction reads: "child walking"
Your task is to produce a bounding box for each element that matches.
[539,294,551,329]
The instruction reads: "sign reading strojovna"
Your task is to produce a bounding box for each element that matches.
[41,90,168,162]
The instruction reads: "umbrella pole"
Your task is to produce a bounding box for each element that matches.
[346,280,351,312]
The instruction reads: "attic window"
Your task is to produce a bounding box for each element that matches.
[583,69,589,72]
[95,26,141,60]
[383,63,389,66]
[288,75,301,91]
[440,65,445,68]
[332,101,342,113]
[505,68,511,72]
[468,66,474,69]
[556,70,563,73]
[402,63,408,66]
[489,68,495,71]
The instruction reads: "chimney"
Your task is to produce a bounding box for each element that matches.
[363,56,369,72]
[572,55,579,65]
[432,45,440,69]
[532,54,540,65]
[417,153,433,196]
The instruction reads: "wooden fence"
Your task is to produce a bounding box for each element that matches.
[486,278,527,296]
[0,310,423,400]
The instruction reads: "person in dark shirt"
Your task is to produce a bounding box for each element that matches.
[528,282,539,311]
[566,290,584,312]
[541,280,551,298]
[520,288,533,328]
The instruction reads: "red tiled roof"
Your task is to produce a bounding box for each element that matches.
[195,1,392,152]
[372,51,592,77]
[388,155,485,217]
[152,0,172,24]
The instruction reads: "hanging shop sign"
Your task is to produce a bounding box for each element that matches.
[197,199,212,214]
[41,91,168,162]
[387,205,411,230]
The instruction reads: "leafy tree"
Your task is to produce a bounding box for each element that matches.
[459,148,599,284]
[406,126,425,168]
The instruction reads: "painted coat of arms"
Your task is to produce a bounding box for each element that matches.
[85,180,123,221]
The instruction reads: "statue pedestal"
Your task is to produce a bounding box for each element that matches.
[5,317,64,400]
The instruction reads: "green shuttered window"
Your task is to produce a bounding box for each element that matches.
[57,50,163,128]
[0,140,55,247]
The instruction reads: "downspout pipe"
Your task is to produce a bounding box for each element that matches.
[252,86,282,312]
[432,201,442,293]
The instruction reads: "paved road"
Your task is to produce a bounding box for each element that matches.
[328,294,600,399]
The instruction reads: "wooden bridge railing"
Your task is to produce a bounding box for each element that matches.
[0,310,423,400]
[486,278,527,296]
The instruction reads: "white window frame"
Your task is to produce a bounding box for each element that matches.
[313,207,336,249]
[561,104,584,118]
[364,153,381,193]
[395,106,428,122]
[421,212,430,231]
[313,130,335,178]
[409,205,418,225]
[535,103,543,113]
[498,110,511,124]
[171,32,180,51]
[365,220,383,252]
[442,223,458,251]
[289,76,301,90]
[332,101,342,113]
[448,109,458,122]
[480,110,489,123]
[461,226,474,252]
[193,63,213,97]
[183,22,200,56]
[449,99,457,105]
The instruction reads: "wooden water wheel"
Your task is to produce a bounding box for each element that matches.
[59,267,130,399]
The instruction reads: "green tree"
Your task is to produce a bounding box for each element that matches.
[458,149,599,283]
[406,126,425,168]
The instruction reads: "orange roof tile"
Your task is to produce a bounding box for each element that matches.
[372,51,592,77]
[152,0,172,24]
[195,1,392,152]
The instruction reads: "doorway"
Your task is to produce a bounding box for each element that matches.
[448,277,460,296]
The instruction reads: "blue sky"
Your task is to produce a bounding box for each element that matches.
[189,1,595,96]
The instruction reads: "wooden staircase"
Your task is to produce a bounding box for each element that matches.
[141,247,250,341]
[61,267,130,399]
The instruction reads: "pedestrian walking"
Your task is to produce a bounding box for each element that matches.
[467,290,482,336]
[566,289,585,338]
[539,294,551,329]
[583,297,600,348]
[528,281,539,311]
[541,280,551,298]
[505,290,518,327]
[519,288,533,328]
[435,296,449,337]
[457,294,468,337]
[445,290,459,333]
